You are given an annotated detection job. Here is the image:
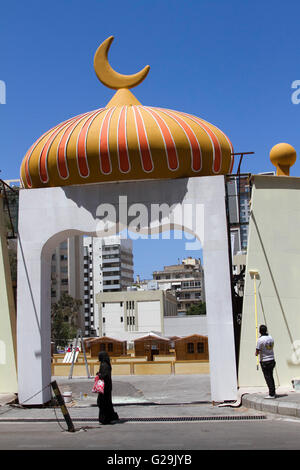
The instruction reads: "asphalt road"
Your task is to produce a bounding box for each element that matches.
[1,414,300,451]
[2,375,300,454]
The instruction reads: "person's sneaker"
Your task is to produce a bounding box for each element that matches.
[264,395,276,399]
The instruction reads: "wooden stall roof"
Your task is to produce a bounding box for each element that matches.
[174,334,208,343]
[85,336,126,347]
[134,333,171,343]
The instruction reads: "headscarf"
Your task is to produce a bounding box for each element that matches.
[98,351,111,370]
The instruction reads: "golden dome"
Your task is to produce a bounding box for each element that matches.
[20,37,234,189]
[270,143,296,176]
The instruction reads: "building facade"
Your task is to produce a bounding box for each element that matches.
[226,174,252,256]
[152,257,205,315]
[83,236,134,336]
[96,289,177,341]
[50,236,84,330]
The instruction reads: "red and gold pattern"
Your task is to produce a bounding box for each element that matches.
[20,104,234,189]
[20,37,234,189]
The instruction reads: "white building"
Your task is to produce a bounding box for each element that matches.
[96,289,177,341]
[83,236,134,336]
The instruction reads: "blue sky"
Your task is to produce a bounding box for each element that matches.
[1,0,300,279]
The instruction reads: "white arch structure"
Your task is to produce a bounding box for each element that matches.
[17,175,237,404]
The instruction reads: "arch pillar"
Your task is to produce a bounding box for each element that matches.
[17,175,237,404]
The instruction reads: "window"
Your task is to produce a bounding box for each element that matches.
[103,317,105,323]
[120,317,123,323]
[107,343,113,352]
[100,343,106,351]
[197,342,204,353]
[187,342,194,353]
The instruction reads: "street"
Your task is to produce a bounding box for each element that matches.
[0,414,300,451]
[1,375,300,454]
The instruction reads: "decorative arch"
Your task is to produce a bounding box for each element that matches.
[17,175,237,404]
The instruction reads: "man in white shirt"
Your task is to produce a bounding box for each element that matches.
[255,324,276,398]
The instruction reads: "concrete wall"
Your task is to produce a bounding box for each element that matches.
[164,315,207,337]
[137,300,161,331]
[239,175,300,389]
[17,175,237,404]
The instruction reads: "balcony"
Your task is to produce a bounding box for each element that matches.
[103,275,121,281]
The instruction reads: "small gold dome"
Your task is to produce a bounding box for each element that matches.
[270,143,296,176]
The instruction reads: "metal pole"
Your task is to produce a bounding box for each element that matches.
[253,274,259,371]
[50,381,75,432]
[68,331,79,379]
[80,332,91,378]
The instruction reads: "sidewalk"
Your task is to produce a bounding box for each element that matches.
[241,388,300,417]
[1,375,300,421]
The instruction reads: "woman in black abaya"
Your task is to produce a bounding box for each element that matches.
[97,351,119,424]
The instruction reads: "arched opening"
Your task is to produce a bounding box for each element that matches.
[48,227,211,402]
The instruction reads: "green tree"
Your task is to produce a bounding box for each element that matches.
[186,302,206,316]
[51,293,82,349]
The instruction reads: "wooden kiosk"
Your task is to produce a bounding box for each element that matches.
[85,336,127,358]
[134,334,171,361]
[174,334,209,361]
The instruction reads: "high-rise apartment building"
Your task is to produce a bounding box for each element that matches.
[152,257,205,316]
[50,236,84,329]
[83,236,134,336]
[226,174,252,256]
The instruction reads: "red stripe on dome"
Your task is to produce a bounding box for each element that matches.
[132,106,153,172]
[225,135,234,173]
[178,112,223,173]
[24,134,51,187]
[23,112,98,187]
[56,111,92,179]
[77,110,102,178]
[155,108,202,172]
[200,116,234,173]
[39,118,81,183]
[143,107,178,171]
[24,143,36,188]
[99,107,115,174]
[24,118,73,187]
[117,106,130,173]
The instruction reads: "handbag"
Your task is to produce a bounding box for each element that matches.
[92,375,105,394]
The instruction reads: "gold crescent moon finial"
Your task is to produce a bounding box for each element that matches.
[93,36,150,90]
